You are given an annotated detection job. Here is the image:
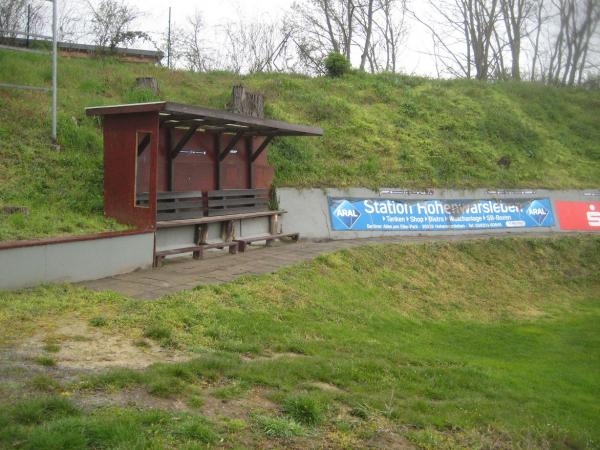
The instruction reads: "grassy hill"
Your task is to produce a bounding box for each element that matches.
[0,237,599,448]
[0,48,599,241]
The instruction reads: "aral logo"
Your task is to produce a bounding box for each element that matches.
[334,200,361,229]
[526,200,549,225]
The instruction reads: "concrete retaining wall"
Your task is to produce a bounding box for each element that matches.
[0,231,154,290]
[278,187,600,240]
[2,187,597,291]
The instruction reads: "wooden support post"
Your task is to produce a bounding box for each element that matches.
[166,127,174,190]
[215,133,222,190]
[246,136,254,188]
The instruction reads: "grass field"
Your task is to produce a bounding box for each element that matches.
[1,48,600,240]
[0,237,598,449]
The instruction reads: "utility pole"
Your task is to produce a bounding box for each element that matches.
[26,4,31,47]
[51,0,58,146]
[167,6,172,69]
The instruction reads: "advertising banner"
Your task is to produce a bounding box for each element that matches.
[328,197,555,232]
[555,201,600,231]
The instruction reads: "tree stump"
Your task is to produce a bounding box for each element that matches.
[135,77,160,95]
[228,85,264,118]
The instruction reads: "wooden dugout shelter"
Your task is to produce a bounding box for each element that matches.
[86,101,323,265]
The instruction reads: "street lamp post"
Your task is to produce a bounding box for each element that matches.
[51,0,58,145]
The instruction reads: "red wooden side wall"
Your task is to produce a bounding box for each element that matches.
[103,112,159,230]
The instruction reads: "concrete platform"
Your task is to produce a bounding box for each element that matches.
[79,232,568,300]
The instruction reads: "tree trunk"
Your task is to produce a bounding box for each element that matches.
[228,85,264,118]
[360,0,375,71]
[136,77,160,95]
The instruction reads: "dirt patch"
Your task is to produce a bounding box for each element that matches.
[240,352,306,362]
[306,381,344,393]
[18,321,188,370]
[363,429,416,449]
[201,387,278,420]
[75,387,193,412]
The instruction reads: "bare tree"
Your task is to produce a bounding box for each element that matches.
[357,0,376,70]
[413,0,501,80]
[180,10,213,72]
[87,0,148,50]
[375,0,408,73]
[353,0,409,73]
[529,0,546,80]
[466,0,501,80]
[546,0,600,85]
[57,0,84,42]
[223,18,296,74]
[500,0,535,79]
[0,0,44,41]
[292,0,357,69]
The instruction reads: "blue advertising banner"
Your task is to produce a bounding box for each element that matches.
[328,197,555,232]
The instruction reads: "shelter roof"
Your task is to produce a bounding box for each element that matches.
[86,101,323,137]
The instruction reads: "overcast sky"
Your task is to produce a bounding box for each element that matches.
[122,0,436,76]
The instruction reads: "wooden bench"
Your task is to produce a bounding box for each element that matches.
[153,210,288,267]
[207,189,269,216]
[149,188,299,266]
[137,191,204,221]
[235,232,300,252]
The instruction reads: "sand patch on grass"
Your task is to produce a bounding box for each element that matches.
[19,320,188,370]
[306,381,344,393]
[201,387,278,420]
[240,352,306,362]
[76,387,194,412]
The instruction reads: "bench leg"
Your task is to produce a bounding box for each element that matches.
[193,248,203,260]
[229,244,238,255]
[269,214,279,234]
[222,220,234,242]
[238,241,247,252]
[195,224,208,245]
[266,238,274,247]
[153,255,165,268]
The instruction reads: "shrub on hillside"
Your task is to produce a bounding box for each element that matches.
[324,52,351,77]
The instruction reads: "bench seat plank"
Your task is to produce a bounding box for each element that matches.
[138,191,204,201]
[154,241,238,266]
[234,232,300,252]
[156,210,286,228]
[208,189,269,197]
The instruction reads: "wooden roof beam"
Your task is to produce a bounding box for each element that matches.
[162,119,208,129]
[219,131,245,162]
[251,136,274,163]
[170,125,200,159]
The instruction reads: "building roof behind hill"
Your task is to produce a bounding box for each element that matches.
[0,37,163,63]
